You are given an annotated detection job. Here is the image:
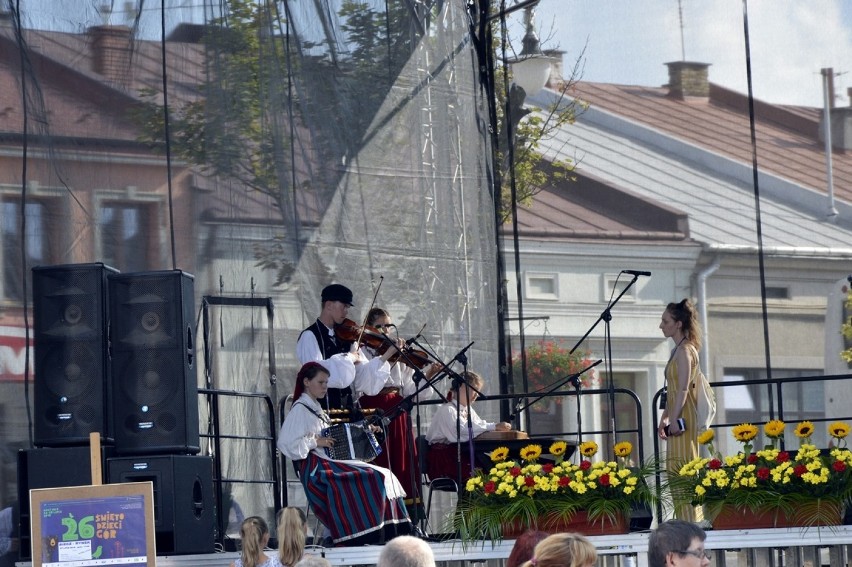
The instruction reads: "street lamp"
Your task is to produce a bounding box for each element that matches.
[509,5,551,97]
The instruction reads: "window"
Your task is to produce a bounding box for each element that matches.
[99,202,156,272]
[1,199,48,301]
[603,274,637,303]
[525,273,558,300]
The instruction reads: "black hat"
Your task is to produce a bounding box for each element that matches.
[321,284,353,306]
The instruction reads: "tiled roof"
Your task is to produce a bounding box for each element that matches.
[518,78,852,253]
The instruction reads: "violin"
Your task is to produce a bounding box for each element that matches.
[334,318,432,370]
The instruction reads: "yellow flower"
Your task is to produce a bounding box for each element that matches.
[489,446,510,462]
[794,421,815,439]
[763,420,785,439]
[829,421,850,440]
[579,440,598,458]
[549,440,568,456]
[520,444,543,462]
[614,441,633,458]
[732,423,758,442]
[697,429,715,445]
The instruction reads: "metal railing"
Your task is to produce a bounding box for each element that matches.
[198,387,281,547]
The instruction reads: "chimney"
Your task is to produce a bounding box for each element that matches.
[821,107,852,151]
[88,25,133,87]
[665,61,711,99]
[543,49,566,90]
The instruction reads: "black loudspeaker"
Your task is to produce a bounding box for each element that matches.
[32,263,118,447]
[107,455,215,555]
[109,270,199,455]
[17,446,114,560]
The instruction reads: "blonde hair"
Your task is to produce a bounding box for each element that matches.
[446,370,485,402]
[276,507,307,567]
[239,516,269,567]
[519,533,597,567]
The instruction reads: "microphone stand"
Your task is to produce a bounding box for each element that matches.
[508,359,602,447]
[568,273,641,455]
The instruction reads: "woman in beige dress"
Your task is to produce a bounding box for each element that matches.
[658,298,703,521]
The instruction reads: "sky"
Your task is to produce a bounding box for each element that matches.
[520,0,852,108]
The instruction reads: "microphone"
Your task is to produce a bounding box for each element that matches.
[453,341,475,364]
[623,269,651,277]
[406,323,426,346]
[366,410,391,428]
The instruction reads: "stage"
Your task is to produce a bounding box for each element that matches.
[66,525,852,567]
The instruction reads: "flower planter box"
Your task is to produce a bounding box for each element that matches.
[501,511,629,538]
[710,501,843,530]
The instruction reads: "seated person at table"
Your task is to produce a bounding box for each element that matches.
[277,362,413,546]
[424,370,511,482]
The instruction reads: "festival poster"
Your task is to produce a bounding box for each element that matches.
[30,483,155,567]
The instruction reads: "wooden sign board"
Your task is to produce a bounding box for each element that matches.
[29,482,156,567]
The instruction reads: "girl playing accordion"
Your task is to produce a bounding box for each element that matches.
[277,362,413,546]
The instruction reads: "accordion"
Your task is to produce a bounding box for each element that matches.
[322,421,382,462]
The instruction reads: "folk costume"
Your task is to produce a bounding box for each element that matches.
[424,399,497,483]
[277,394,412,546]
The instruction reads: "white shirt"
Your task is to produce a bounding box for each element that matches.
[425,401,495,443]
[359,346,436,400]
[296,326,357,389]
[276,394,407,498]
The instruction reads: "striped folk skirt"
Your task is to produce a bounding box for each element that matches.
[298,453,411,545]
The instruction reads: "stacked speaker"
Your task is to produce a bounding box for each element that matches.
[20,264,213,557]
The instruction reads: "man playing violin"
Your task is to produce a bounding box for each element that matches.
[296,284,403,413]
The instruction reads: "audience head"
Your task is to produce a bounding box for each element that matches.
[294,556,332,567]
[507,530,549,567]
[519,532,597,567]
[664,298,702,349]
[376,535,436,567]
[276,507,307,567]
[648,520,709,567]
[238,516,270,567]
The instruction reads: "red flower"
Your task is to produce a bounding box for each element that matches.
[542,463,554,474]
[558,476,571,487]
[747,454,758,464]
[775,451,790,463]
[793,464,808,477]
[708,459,722,469]
[598,474,610,487]
[524,476,535,487]
[579,460,591,470]
[834,460,847,473]
[756,467,770,481]
[484,481,496,494]
[510,466,521,477]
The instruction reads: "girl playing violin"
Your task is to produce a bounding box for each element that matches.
[357,307,442,515]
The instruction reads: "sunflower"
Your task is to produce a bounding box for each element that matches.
[698,429,715,445]
[548,440,568,457]
[764,420,785,439]
[794,421,815,439]
[732,423,758,442]
[519,444,542,462]
[614,441,632,458]
[579,440,599,458]
[829,421,850,441]
[489,446,510,463]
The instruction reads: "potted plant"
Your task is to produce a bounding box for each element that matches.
[453,439,657,542]
[670,420,852,529]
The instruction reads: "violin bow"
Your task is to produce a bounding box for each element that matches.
[356,275,383,346]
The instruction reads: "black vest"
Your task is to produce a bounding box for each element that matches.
[300,320,355,411]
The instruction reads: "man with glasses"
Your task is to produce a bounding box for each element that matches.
[648,520,712,566]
